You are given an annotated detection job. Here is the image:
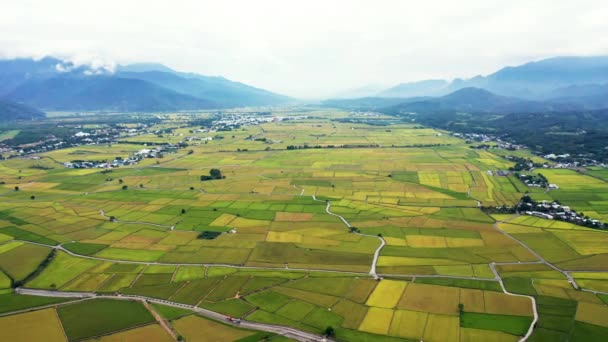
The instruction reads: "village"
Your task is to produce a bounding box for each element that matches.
[518,196,604,228]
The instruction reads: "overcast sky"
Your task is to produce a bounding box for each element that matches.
[1,0,607,98]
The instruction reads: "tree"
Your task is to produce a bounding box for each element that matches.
[458,303,464,316]
[30,195,35,200]
[210,169,222,179]
[122,185,128,190]
[14,186,19,191]
[118,179,124,184]
[324,326,335,337]
[201,168,224,181]
[181,209,186,215]
[109,216,116,222]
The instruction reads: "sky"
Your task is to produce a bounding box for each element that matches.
[1,0,607,98]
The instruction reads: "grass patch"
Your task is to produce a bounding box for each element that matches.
[57,298,155,341]
[0,293,72,314]
[460,312,533,336]
[62,242,108,256]
[413,277,502,292]
[150,303,192,320]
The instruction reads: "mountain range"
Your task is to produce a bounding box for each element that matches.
[374,56,608,100]
[325,56,608,114]
[2,55,608,121]
[0,57,290,117]
[0,99,45,122]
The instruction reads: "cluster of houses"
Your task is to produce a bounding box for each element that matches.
[0,123,153,159]
[543,153,605,168]
[514,173,560,189]
[212,113,280,130]
[519,199,604,228]
[452,132,526,150]
[486,170,511,176]
[451,132,605,169]
[63,146,167,169]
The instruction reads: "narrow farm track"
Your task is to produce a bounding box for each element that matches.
[142,300,178,340]
[14,288,330,342]
[310,194,386,278]
[488,262,538,342]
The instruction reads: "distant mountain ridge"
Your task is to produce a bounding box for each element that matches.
[0,99,45,121]
[322,56,608,114]
[377,80,450,98]
[375,56,608,101]
[6,75,214,112]
[387,87,579,114]
[0,57,290,112]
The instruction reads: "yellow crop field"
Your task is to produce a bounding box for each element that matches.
[422,314,459,342]
[406,235,447,248]
[230,217,270,228]
[575,302,608,327]
[472,264,495,278]
[62,273,112,291]
[460,288,485,312]
[461,328,518,342]
[388,309,428,340]
[483,291,533,316]
[434,265,474,277]
[172,314,254,341]
[383,237,408,246]
[266,231,302,243]
[551,230,608,255]
[566,289,604,304]
[210,213,237,226]
[418,172,442,188]
[93,324,173,342]
[398,283,460,315]
[0,309,66,342]
[534,283,569,299]
[358,307,394,335]
[0,241,24,254]
[445,237,485,247]
[378,256,466,266]
[366,279,407,308]
[499,223,541,233]
[274,212,313,221]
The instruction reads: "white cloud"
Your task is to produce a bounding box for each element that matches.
[0,0,607,97]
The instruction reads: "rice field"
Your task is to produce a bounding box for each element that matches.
[1,111,608,341]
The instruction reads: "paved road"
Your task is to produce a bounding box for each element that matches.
[15,288,329,342]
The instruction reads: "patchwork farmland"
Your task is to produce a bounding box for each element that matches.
[1,110,607,341]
